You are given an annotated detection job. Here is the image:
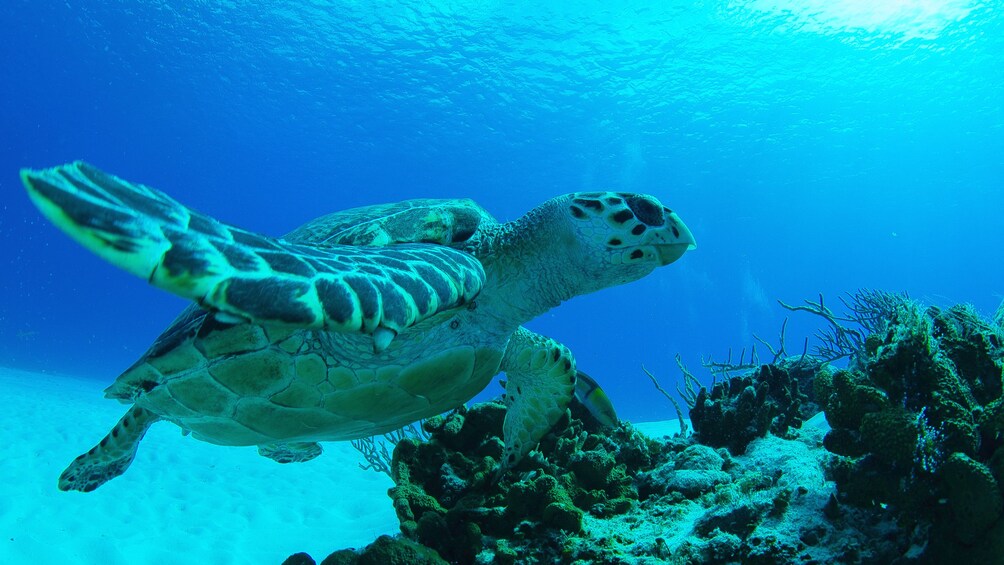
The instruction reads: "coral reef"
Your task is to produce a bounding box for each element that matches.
[817,301,1004,560]
[380,398,900,563]
[689,361,811,454]
[387,400,660,563]
[286,294,1004,565]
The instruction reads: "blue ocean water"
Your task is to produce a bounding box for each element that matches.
[1,0,1002,423]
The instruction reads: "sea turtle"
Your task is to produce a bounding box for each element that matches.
[21,161,696,492]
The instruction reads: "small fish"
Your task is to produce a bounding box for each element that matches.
[574,370,619,427]
[17,330,39,340]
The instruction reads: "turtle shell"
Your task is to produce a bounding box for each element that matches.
[284,198,496,248]
[101,197,508,446]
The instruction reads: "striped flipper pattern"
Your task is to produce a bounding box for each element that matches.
[21,162,485,338]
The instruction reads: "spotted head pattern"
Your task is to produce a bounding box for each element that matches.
[563,191,696,274]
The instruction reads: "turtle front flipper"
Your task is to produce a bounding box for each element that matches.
[21,162,485,338]
[498,327,577,470]
[59,406,160,492]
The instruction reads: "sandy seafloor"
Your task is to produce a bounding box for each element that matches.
[0,366,681,564]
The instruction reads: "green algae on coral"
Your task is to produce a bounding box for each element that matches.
[817,297,1004,559]
[383,393,902,564]
[387,400,660,563]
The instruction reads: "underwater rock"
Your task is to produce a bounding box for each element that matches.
[816,299,1004,559]
[690,363,807,454]
[318,535,448,565]
[591,424,904,564]
[281,553,316,565]
[638,444,731,498]
[284,535,448,565]
[660,468,731,498]
[675,443,727,471]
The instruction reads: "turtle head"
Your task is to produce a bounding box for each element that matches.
[490,191,695,321]
[558,191,696,290]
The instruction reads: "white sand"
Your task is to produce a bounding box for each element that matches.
[632,419,691,438]
[0,367,398,565]
[0,367,686,564]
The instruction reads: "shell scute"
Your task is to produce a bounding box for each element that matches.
[294,353,328,385]
[166,376,233,417]
[146,340,205,376]
[208,349,292,397]
[196,323,270,359]
[321,383,429,422]
[269,381,322,408]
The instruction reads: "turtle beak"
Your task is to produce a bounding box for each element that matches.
[655,213,696,266]
[656,243,692,266]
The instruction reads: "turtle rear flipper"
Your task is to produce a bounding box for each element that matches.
[21,162,485,337]
[59,406,160,492]
[258,442,323,464]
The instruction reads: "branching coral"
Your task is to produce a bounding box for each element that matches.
[779,289,912,363]
[351,422,431,477]
[642,360,691,435]
[701,317,806,380]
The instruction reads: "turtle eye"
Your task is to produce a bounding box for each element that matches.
[626,196,664,227]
